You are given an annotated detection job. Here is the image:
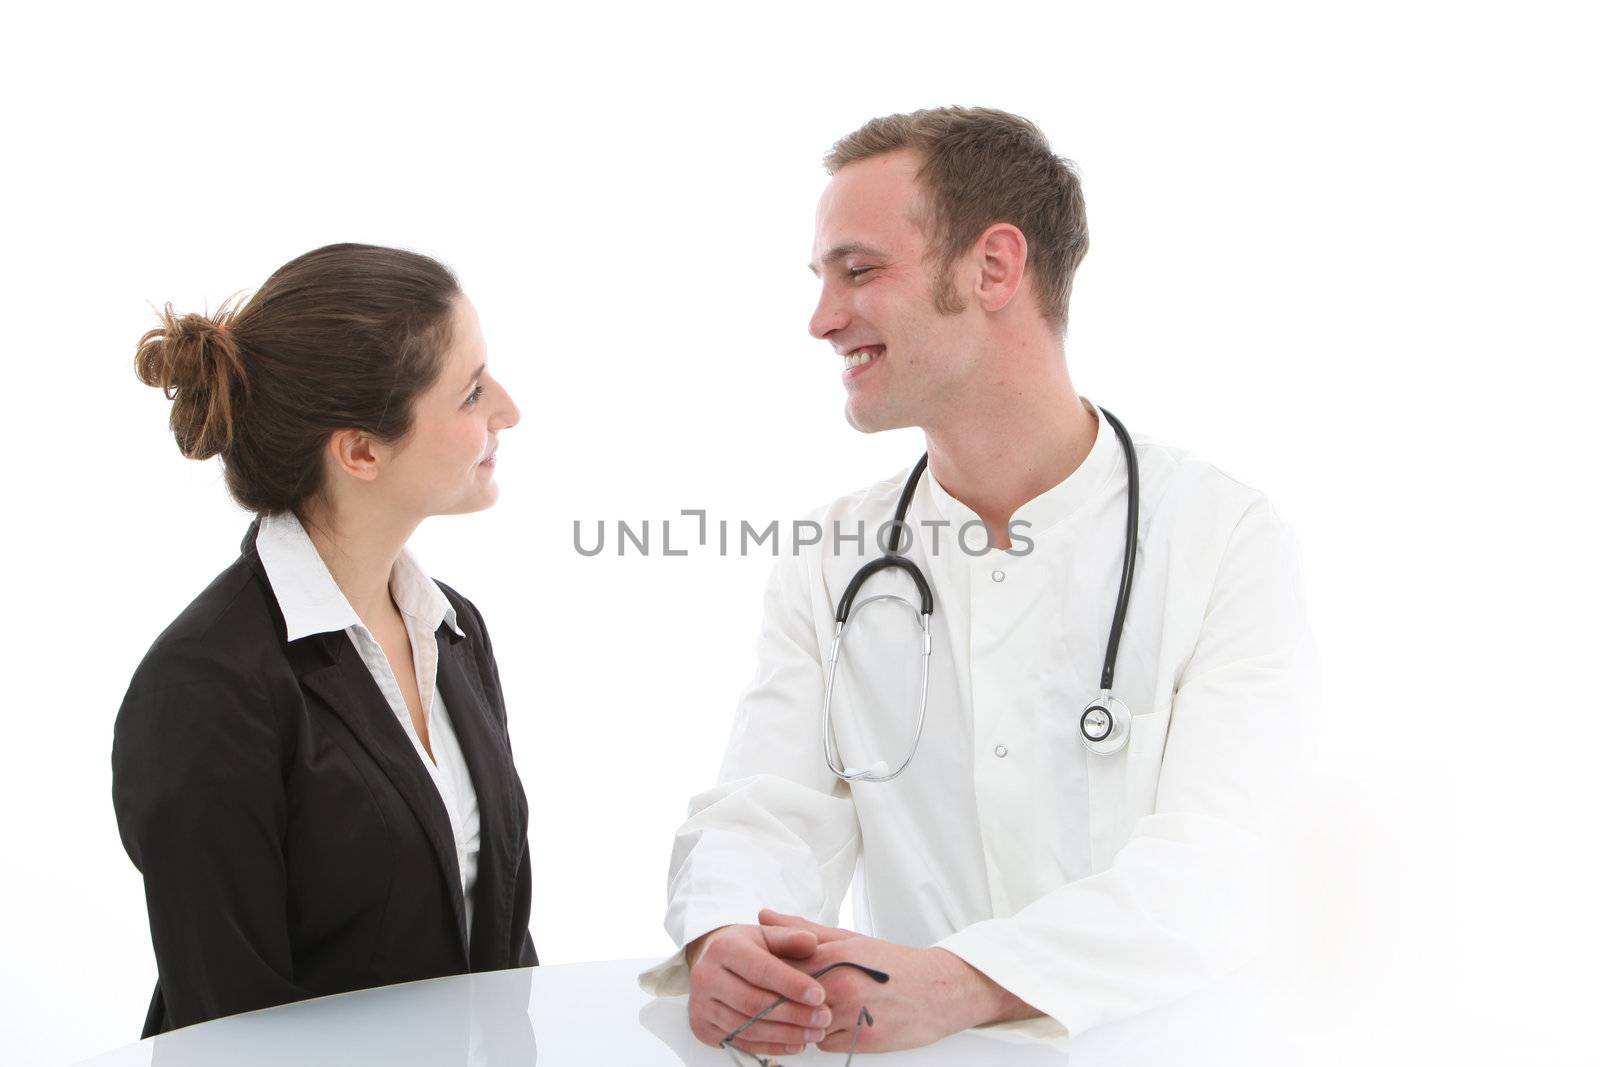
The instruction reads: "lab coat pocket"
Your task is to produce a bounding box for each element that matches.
[1129,709,1171,759]
[1120,710,1170,828]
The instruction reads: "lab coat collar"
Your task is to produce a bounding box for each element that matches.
[253,509,465,643]
[924,395,1122,537]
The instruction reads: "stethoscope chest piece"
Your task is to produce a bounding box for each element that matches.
[1079,692,1132,755]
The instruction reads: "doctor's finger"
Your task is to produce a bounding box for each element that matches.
[758,923,821,958]
[710,980,834,1029]
[701,996,825,1049]
[759,909,854,944]
[722,935,826,1004]
[689,1007,805,1060]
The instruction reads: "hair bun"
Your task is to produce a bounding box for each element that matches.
[135,299,250,460]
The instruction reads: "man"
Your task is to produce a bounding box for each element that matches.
[640,107,1315,1059]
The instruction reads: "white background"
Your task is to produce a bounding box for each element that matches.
[2,2,1595,1064]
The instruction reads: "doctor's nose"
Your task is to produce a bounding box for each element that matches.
[809,287,849,342]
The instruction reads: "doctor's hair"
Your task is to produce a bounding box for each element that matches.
[824,106,1089,333]
[134,242,460,515]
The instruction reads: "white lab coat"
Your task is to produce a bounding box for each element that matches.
[640,398,1317,1040]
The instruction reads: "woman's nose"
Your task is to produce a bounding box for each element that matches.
[493,378,521,430]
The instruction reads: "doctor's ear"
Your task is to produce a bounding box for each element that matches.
[324,429,385,483]
[972,222,1029,314]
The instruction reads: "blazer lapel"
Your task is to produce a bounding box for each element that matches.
[434,628,519,968]
[297,633,471,956]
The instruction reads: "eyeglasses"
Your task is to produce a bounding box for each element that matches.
[719,961,890,1066]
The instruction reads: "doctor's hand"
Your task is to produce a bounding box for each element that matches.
[685,921,830,1058]
[758,909,1042,1053]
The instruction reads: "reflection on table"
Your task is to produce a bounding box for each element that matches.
[75,957,1290,1066]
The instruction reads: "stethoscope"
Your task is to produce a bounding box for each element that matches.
[822,407,1140,783]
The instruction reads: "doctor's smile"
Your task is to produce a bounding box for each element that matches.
[840,344,885,383]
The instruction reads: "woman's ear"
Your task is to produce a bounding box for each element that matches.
[325,429,383,484]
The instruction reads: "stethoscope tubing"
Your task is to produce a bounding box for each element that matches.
[823,406,1139,779]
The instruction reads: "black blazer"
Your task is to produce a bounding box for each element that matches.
[112,521,537,1037]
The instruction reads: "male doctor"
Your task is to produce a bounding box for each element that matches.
[640,106,1315,1058]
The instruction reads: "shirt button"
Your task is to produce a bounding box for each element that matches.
[991,569,1006,583]
[994,744,1009,758]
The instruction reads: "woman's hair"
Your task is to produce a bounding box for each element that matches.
[134,243,461,515]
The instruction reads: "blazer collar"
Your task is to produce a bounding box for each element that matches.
[295,634,475,957]
[251,510,465,643]
[434,636,520,966]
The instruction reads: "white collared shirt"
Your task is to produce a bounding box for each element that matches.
[641,397,1316,1039]
[255,510,482,939]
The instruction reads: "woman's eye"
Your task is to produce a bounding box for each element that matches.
[465,383,485,407]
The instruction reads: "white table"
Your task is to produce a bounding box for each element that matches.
[73,959,1293,1065]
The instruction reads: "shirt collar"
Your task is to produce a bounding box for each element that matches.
[254,510,465,643]
[923,395,1122,537]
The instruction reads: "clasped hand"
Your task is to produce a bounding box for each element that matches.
[686,908,1025,1058]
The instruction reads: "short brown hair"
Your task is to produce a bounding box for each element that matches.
[135,243,460,515]
[824,106,1089,332]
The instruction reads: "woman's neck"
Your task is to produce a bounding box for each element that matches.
[297,500,420,627]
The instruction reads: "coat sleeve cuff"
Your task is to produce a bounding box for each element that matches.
[638,946,693,998]
[936,928,1074,1043]
[638,906,763,997]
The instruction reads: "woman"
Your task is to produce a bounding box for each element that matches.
[113,243,535,1037]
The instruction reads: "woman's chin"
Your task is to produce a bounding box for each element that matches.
[428,483,500,518]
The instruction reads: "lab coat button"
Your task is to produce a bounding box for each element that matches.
[994,744,1008,758]
[991,569,1006,583]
